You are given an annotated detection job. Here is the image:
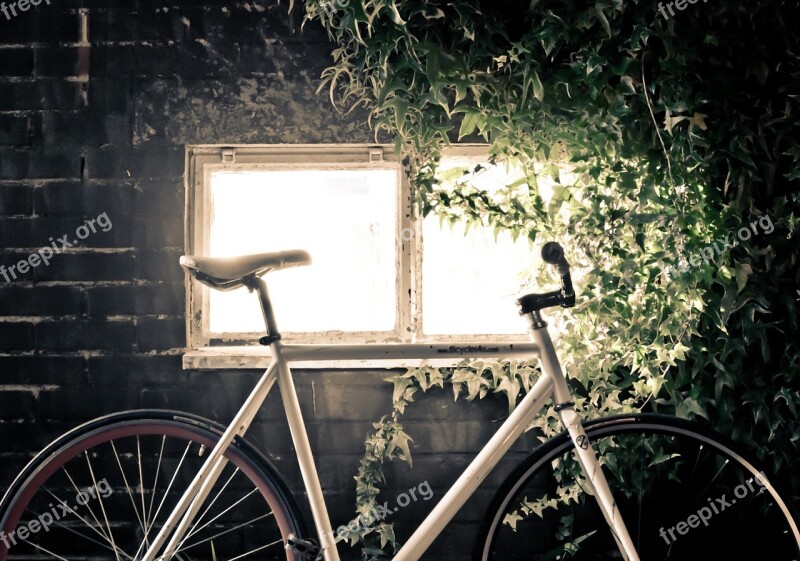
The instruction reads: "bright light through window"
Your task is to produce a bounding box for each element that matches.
[207,169,398,334]
[187,145,570,347]
[422,158,536,335]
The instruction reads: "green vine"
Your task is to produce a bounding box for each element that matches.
[338,360,542,557]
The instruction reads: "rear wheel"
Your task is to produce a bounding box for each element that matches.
[0,410,304,561]
[476,414,800,561]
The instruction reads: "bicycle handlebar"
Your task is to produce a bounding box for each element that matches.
[516,241,576,315]
[541,241,569,275]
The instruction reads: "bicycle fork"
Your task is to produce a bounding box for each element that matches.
[528,312,641,561]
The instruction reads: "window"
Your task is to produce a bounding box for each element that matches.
[185,145,537,360]
[420,154,537,336]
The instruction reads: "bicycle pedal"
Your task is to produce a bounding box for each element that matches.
[285,534,323,561]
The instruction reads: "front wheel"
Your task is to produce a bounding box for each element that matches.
[0,410,305,561]
[475,413,800,561]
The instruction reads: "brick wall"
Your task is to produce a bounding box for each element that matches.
[0,2,540,559]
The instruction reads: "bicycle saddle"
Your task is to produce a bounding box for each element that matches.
[180,250,311,289]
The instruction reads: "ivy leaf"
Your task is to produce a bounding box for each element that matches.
[426,48,442,86]
[458,108,484,139]
[342,11,363,44]
[412,367,431,391]
[503,511,523,530]
[388,429,414,467]
[548,185,570,219]
[531,70,544,102]
[676,397,710,421]
[726,141,758,169]
[735,261,753,292]
[688,112,709,131]
[496,375,521,412]
[377,523,396,549]
[428,368,446,389]
[391,376,415,403]
[774,388,797,417]
[452,381,462,401]
[386,97,409,126]
[454,81,468,104]
[387,1,406,25]
[465,374,488,400]
[422,7,445,20]
[593,4,612,38]
[664,108,688,135]
[620,75,636,94]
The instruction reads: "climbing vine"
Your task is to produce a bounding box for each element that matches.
[294,0,800,557]
[335,361,543,555]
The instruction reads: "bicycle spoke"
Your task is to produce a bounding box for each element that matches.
[54,469,112,543]
[178,468,245,543]
[43,513,135,560]
[226,538,284,561]
[686,443,704,491]
[65,458,105,532]
[688,457,729,511]
[181,512,276,552]
[181,486,261,545]
[20,500,134,561]
[110,440,147,537]
[84,449,123,561]
[23,540,71,561]
[1,417,300,561]
[481,418,800,561]
[181,469,241,543]
[134,439,194,561]
[143,435,167,548]
[138,436,149,540]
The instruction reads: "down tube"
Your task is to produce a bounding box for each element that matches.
[392,372,555,561]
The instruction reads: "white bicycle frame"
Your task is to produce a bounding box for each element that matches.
[141,284,641,561]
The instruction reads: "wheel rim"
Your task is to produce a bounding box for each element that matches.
[0,420,299,561]
[481,420,800,561]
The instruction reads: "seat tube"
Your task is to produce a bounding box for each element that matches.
[252,277,340,560]
[273,342,341,560]
[527,312,641,561]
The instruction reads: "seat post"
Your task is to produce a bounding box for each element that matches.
[244,276,281,343]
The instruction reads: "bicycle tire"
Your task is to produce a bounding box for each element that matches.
[0,410,306,561]
[475,413,800,561]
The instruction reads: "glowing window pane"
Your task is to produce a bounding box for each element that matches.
[422,159,535,335]
[207,169,398,334]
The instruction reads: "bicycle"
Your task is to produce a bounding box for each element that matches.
[1,242,798,561]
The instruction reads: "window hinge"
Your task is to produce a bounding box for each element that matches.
[369,147,383,163]
[221,148,236,163]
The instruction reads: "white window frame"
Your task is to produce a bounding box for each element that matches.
[184,144,530,369]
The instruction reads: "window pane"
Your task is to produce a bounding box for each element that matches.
[207,169,398,334]
[422,159,535,335]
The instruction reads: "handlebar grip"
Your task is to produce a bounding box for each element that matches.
[542,241,570,275]
[517,241,576,314]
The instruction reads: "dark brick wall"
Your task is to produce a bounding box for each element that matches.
[0,2,540,559]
